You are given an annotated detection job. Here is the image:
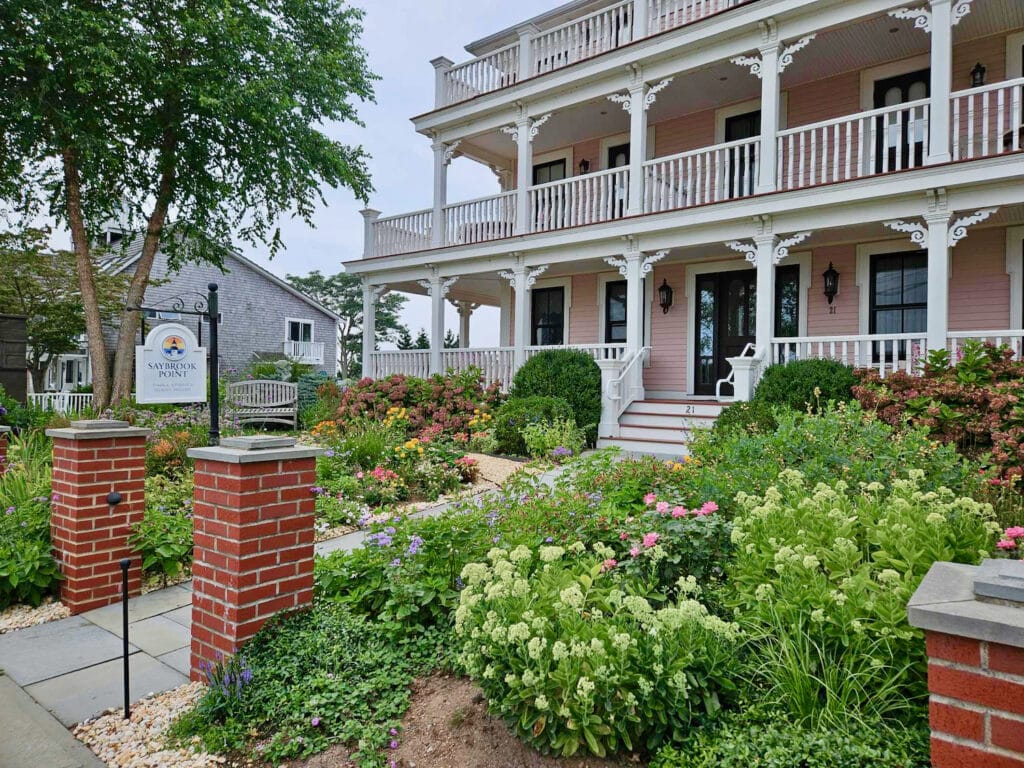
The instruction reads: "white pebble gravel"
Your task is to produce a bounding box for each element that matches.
[0,597,71,634]
[74,683,227,768]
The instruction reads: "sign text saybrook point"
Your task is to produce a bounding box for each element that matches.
[136,323,207,404]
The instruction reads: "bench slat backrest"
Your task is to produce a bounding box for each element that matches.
[226,380,298,409]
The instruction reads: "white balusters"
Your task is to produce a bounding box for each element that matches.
[777,99,930,191]
[527,168,630,233]
[948,331,1024,361]
[642,137,758,213]
[441,44,520,107]
[770,333,928,378]
[646,0,747,34]
[530,0,634,76]
[443,192,517,246]
[952,77,1024,161]
[370,209,432,257]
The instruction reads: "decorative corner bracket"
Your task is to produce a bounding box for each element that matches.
[730,55,763,79]
[644,78,673,110]
[367,284,390,301]
[607,92,632,114]
[952,0,974,26]
[884,220,928,249]
[725,240,759,266]
[949,208,998,248]
[604,256,629,277]
[641,250,669,275]
[773,232,812,265]
[443,140,461,165]
[779,35,815,74]
[888,7,932,34]
[498,265,548,288]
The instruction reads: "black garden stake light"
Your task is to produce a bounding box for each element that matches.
[823,262,840,305]
[658,279,674,314]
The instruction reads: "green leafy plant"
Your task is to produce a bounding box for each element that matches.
[493,396,574,457]
[521,417,586,461]
[712,400,779,437]
[754,359,856,412]
[455,544,740,757]
[129,473,195,583]
[511,350,601,444]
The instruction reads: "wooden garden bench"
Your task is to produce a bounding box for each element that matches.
[225,380,299,428]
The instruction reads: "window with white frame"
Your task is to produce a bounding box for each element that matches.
[287,319,314,343]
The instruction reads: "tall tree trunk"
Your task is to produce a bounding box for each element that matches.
[62,147,112,410]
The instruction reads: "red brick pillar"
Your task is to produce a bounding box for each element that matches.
[0,425,10,476]
[909,561,1024,768]
[46,420,149,614]
[187,435,321,681]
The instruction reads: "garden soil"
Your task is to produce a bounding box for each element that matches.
[282,674,642,768]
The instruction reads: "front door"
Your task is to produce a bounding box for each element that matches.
[724,110,761,198]
[873,69,929,173]
[694,266,801,395]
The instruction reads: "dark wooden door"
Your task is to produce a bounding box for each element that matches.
[724,110,761,197]
[694,270,756,395]
[873,69,929,172]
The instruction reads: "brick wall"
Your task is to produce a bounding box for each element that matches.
[0,426,9,475]
[926,631,1024,767]
[187,436,321,681]
[46,421,149,614]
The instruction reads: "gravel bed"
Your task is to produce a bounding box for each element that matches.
[0,597,71,634]
[74,682,227,768]
[314,523,357,543]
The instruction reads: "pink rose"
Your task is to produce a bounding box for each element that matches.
[642,532,660,548]
[671,506,688,518]
[1005,527,1024,540]
[996,539,1017,550]
[643,493,657,505]
[656,501,670,514]
[701,501,719,514]
[629,547,640,557]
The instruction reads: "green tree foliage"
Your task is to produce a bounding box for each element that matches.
[0,0,377,408]
[412,329,430,350]
[285,270,408,380]
[0,228,125,391]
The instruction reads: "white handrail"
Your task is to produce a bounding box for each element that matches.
[371,209,432,257]
[647,0,750,34]
[528,167,630,232]
[952,77,1024,161]
[444,191,516,246]
[715,342,758,398]
[948,330,1024,359]
[771,333,927,378]
[27,392,94,415]
[643,137,759,212]
[442,43,520,106]
[531,0,635,76]
[608,347,649,418]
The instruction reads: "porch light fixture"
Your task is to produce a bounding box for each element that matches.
[822,262,840,305]
[658,279,674,314]
[578,158,591,174]
[970,62,986,88]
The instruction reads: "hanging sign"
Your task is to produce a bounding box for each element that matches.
[135,323,207,403]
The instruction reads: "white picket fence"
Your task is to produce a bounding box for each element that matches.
[28,392,94,415]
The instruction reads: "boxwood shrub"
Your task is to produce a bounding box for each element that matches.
[511,350,601,444]
[493,396,574,456]
[753,359,856,412]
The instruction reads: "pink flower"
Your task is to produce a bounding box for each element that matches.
[629,547,640,557]
[356,471,364,480]
[1005,527,1024,540]
[655,501,670,514]
[643,493,657,505]
[671,506,688,518]
[642,532,660,548]
[601,558,617,572]
[700,501,719,514]
[996,539,1017,550]
[619,532,629,541]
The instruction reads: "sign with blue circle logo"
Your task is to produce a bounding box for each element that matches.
[136,323,207,404]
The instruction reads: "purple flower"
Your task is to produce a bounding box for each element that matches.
[324,449,335,458]
[389,558,402,567]
[492,535,501,543]
[552,446,573,457]
[390,740,398,749]
[311,716,321,727]
[407,536,424,556]
[544,536,553,543]
[5,506,13,515]
[389,728,398,736]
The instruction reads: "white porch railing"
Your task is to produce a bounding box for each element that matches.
[373,350,431,379]
[283,340,325,364]
[528,167,630,232]
[441,347,516,387]
[371,209,432,257]
[948,330,1024,360]
[525,343,629,361]
[444,192,517,246]
[28,392,94,415]
[531,0,635,76]
[643,137,759,213]
[442,43,520,106]
[952,77,1024,162]
[777,99,930,192]
[608,346,649,418]
[647,0,750,33]
[771,333,928,378]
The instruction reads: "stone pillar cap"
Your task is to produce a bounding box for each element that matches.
[974,559,1024,603]
[0,425,11,434]
[188,435,323,464]
[46,419,151,440]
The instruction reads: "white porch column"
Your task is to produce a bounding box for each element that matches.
[517,25,537,83]
[430,57,454,109]
[753,233,777,353]
[361,280,381,379]
[627,77,647,216]
[605,246,666,402]
[419,272,458,375]
[631,0,649,41]
[925,211,951,351]
[928,0,953,164]
[504,111,551,235]
[499,283,512,347]
[500,262,548,369]
[431,141,448,248]
[360,209,380,259]
[453,301,479,348]
[757,34,781,194]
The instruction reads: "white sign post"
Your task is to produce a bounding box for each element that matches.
[135,323,208,404]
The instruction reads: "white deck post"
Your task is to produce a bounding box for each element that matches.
[513,266,529,368]
[431,141,448,248]
[499,282,512,347]
[359,209,380,259]
[627,72,647,216]
[928,0,953,164]
[514,113,532,235]
[631,0,649,41]
[454,301,478,348]
[430,56,454,109]
[754,232,777,353]
[757,33,781,194]
[361,280,377,379]
[925,211,951,352]
[517,25,537,82]
[419,272,457,376]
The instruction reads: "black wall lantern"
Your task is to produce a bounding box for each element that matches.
[970,62,987,88]
[658,279,674,314]
[822,262,840,305]
[578,158,591,174]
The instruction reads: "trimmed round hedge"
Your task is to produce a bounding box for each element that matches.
[712,400,779,437]
[753,359,856,412]
[493,396,574,457]
[511,349,601,444]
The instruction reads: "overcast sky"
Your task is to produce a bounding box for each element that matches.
[237,0,558,347]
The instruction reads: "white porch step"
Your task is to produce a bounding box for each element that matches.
[597,436,692,458]
[626,399,728,418]
[598,399,729,457]
[618,412,716,431]
[617,424,694,441]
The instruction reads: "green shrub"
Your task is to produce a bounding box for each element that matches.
[753,359,856,412]
[493,396,574,456]
[650,707,930,768]
[712,401,778,437]
[521,417,586,461]
[727,469,997,725]
[512,350,601,444]
[455,544,740,757]
[301,380,342,428]
[129,473,195,584]
[297,371,328,421]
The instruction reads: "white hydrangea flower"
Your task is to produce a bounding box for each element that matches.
[509,545,532,563]
[539,546,565,563]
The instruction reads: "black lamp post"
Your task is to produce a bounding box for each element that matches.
[970,62,986,88]
[658,279,674,314]
[822,262,840,305]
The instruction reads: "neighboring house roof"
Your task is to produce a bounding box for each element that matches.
[102,234,342,324]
